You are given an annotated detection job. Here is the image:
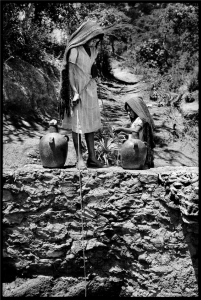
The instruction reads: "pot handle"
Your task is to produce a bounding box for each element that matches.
[49,136,54,144]
[64,135,69,142]
[134,142,139,152]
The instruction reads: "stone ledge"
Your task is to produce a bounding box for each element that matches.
[2,164,198,297]
[3,163,199,175]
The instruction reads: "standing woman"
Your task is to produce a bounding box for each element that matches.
[59,20,104,169]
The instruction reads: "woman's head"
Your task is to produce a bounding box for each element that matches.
[68,20,104,49]
[125,96,155,129]
[125,104,138,121]
[85,34,104,47]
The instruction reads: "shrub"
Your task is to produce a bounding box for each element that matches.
[136,39,169,72]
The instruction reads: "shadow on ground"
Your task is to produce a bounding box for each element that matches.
[3,112,51,144]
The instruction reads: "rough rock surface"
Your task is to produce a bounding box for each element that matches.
[2,165,198,297]
[180,91,199,119]
[3,56,59,116]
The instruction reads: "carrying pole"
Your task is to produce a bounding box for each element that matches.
[77,109,87,297]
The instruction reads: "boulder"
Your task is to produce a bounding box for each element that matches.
[3,56,59,117]
[180,91,198,119]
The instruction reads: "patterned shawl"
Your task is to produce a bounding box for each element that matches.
[59,20,104,118]
[125,96,155,147]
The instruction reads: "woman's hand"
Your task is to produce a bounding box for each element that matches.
[72,92,80,107]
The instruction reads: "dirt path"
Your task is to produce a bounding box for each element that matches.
[3,59,198,170]
[100,60,198,168]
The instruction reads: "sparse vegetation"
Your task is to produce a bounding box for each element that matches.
[3,3,198,92]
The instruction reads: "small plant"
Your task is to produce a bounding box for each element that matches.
[180,117,198,154]
[81,122,121,166]
[95,136,119,166]
[188,74,199,92]
[94,122,120,166]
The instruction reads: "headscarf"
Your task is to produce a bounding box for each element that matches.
[125,96,155,145]
[59,20,104,118]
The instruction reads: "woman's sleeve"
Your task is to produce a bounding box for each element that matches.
[69,48,78,64]
[134,117,144,127]
[68,48,79,93]
[132,117,145,132]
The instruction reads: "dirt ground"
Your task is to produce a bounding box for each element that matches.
[3,60,198,171]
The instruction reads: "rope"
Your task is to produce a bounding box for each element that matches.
[77,109,87,297]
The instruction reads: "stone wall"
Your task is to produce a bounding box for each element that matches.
[2,165,198,297]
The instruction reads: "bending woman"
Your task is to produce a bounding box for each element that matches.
[59,20,104,169]
[114,96,155,169]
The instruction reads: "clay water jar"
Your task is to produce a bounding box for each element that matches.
[39,125,69,168]
[120,132,147,170]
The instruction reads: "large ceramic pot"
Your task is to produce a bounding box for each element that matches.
[120,133,147,170]
[39,132,69,168]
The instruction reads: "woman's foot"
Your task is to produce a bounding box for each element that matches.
[87,158,104,168]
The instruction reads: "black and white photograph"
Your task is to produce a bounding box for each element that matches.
[2,1,198,297]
